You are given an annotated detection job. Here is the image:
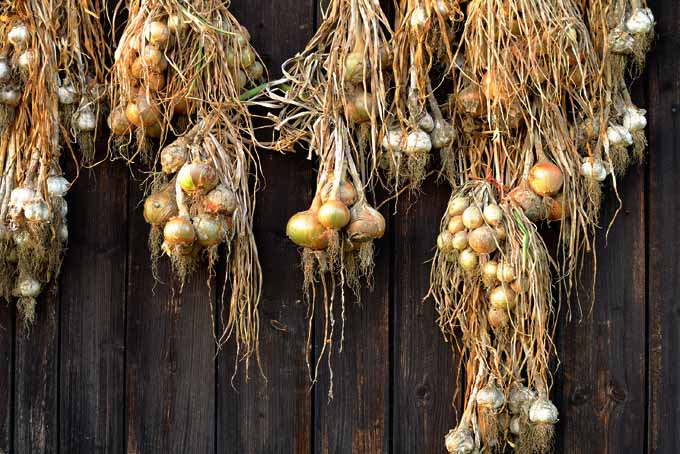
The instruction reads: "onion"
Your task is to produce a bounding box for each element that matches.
[346,92,374,124]
[509,183,545,222]
[0,59,10,83]
[174,97,189,115]
[448,197,469,216]
[131,57,145,79]
[321,180,357,207]
[494,224,507,242]
[481,69,511,103]
[607,124,633,147]
[239,48,256,68]
[237,70,248,90]
[511,276,529,294]
[286,210,329,250]
[430,120,455,149]
[462,206,483,229]
[163,216,195,246]
[444,428,474,454]
[126,93,160,127]
[145,122,162,138]
[623,106,647,132]
[160,140,188,174]
[193,213,225,247]
[145,21,171,48]
[246,61,264,80]
[458,248,478,271]
[0,87,21,107]
[468,226,497,254]
[318,200,350,229]
[488,307,509,329]
[346,202,385,241]
[528,162,563,196]
[451,231,468,251]
[344,52,365,83]
[73,107,96,132]
[14,276,41,298]
[489,285,516,310]
[447,215,465,234]
[626,8,655,34]
[529,399,559,425]
[437,231,453,252]
[482,260,498,281]
[8,24,30,50]
[457,85,484,117]
[141,46,167,72]
[477,382,505,409]
[47,176,70,197]
[483,204,503,225]
[205,185,237,214]
[177,162,219,193]
[143,191,178,225]
[496,262,515,283]
[146,71,166,91]
[24,199,50,222]
[167,14,189,34]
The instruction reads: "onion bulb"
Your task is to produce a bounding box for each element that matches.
[468,226,497,254]
[317,200,351,229]
[344,52,365,84]
[14,276,41,298]
[458,248,478,271]
[489,285,517,310]
[286,210,329,250]
[193,214,226,247]
[451,231,468,251]
[239,48,256,68]
[163,216,195,246]
[476,382,505,410]
[205,185,237,215]
[444,428,474,454]
[246,61,264,80]
[58,84,78,105]
[141,46,167,72]
[483,204,503,225]
[321,180,357,207]
[143,191,178,225]
[626,8,655,34]
[488,307,510,329]
[146,71,166,91]
[167,14,189,34]
[160,140,188,174]
[482,260,498,281]
[177,162,219,193]
[126,93,160,127]
[8,24,30,50]
[346,92,374,124]
[496,262,515,283]
[494,224,507,242]
[144,21,171,48]
[47,175,70,197]
[0,87,20,107]
[511,276,529,294]
[447,215,465,234]
[456,85,484,117]
[448,197,469,216]
[462,206,483,229]
[509,183,545,222]
[528,162,563,196]
[529,399,559,425]
[437,231,453,252]
[346,203,385,242]
[144,122,162,138]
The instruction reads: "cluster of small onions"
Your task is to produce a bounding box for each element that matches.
[437,196,527,329]
[143,137,235,265]
[286,177,385,255]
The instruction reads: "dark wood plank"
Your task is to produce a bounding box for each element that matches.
[554,164,646,453]
[216,2,316,453]
[58,160,127,453]
[0,300,12,453]
[392,180,457,454]
[647,1,680,451]
[14,291,59,454]
[125,183,215,454]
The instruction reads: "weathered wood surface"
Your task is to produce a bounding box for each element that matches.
[1,1,678,453]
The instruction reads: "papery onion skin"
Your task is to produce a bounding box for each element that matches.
[528,162,564,196]
[509,183,546,222]
[108,107,132,136]
[468,226,497,254]
[160,141,188,174]
[178,162,219,193]
[346,203,385,242]
[451,231,468,251]
[458,248,478,271]
[205,185,238,215]
[462,206,484,229]
[286,210,329,250]
[193,214,225,247]
[321,180,358,207]
[488,307,510,328]
[490,285,517,310]
[448,197,469,216]
[447,215,465,234]
[317,200,350,229]
[144,191,178,225]
[163,216,195,246]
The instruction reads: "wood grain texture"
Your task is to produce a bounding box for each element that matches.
[392,180,458,454]
[0,300,12,453]
[58,160,128,454]
[125,183,215,454]
[647,1,680,451]
[554,164,646,453]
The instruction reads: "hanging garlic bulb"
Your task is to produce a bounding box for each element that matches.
[606,124,634,147]
[580,158,608,182]
[418,112,434,132]
[626,8,655,34]
[608,28,635,54]
[508,384,536,414]
[73,107,97,132]
[47,175,70,197]
[58,83,78,105]
[0,59,11,82]
[430,119,456,149]
[17,50,35,71]
[476,382,505,410]
[24,199,50,222]
[13,276,41,298]
[623,106,647,132]
[58,224,69,243]
[8,24,30,50]
[529,399,559,425]
[509,416,522,435]
[0,87,21,107]
[10,187,36,209]
[444,427,475,453]
[410,6,428,30]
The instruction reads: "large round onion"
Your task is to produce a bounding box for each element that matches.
[528,162,563,196]
[126,93,160,127]
[321,180,357,207]
[286,210,329,250]
[458,248,478,271]
[193,214,226,247]
[447,215,465,234]
[462,206,484,229]
[468,226,497,254]
[160,140,188,174]
[437,231,453,252]
[144,191,178,225]
[163,216,195,246]
[346,92,374,124]
[178,162,219,193]
[144,21,171,48]
[318,200,350,230]
[205,185,238,215]
[489,285,517,310]
[496,262,515,283]
[451,231,468,251]
[483,204,503,225]
[346,202,385,242]
[448,197,469,216]
[509,183,545,222]
[482,260,498,281]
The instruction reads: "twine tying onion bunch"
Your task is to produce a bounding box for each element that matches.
[0,0,107,326]
[110,0,265,373]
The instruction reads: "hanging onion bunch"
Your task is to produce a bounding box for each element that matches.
[381,0,462,191]
[109,0,265,161]
[0,0,106,326]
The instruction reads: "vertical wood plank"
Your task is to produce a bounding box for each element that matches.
[58,160,127,453]
[392,181,457,454]
[125,183,215,454]
[647,0,680,451]
[14,292,59,454]
[216,2,316,452]
[554,164,646,453]
[0,302,12,453]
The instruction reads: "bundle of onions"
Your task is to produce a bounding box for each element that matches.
[0,0,107,326]
[381,0,461,190]
[255,0,391,393]
[111,1,265,373]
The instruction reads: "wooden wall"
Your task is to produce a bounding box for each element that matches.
[1,0,678,452]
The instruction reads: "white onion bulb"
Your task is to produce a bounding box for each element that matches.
[606,124,633,147]
[8,24,30,49]
[47,175,70,197]
[626,8,655,34]
[623,106,647,132]
[529,399,559,425]
[483,204,503,226]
